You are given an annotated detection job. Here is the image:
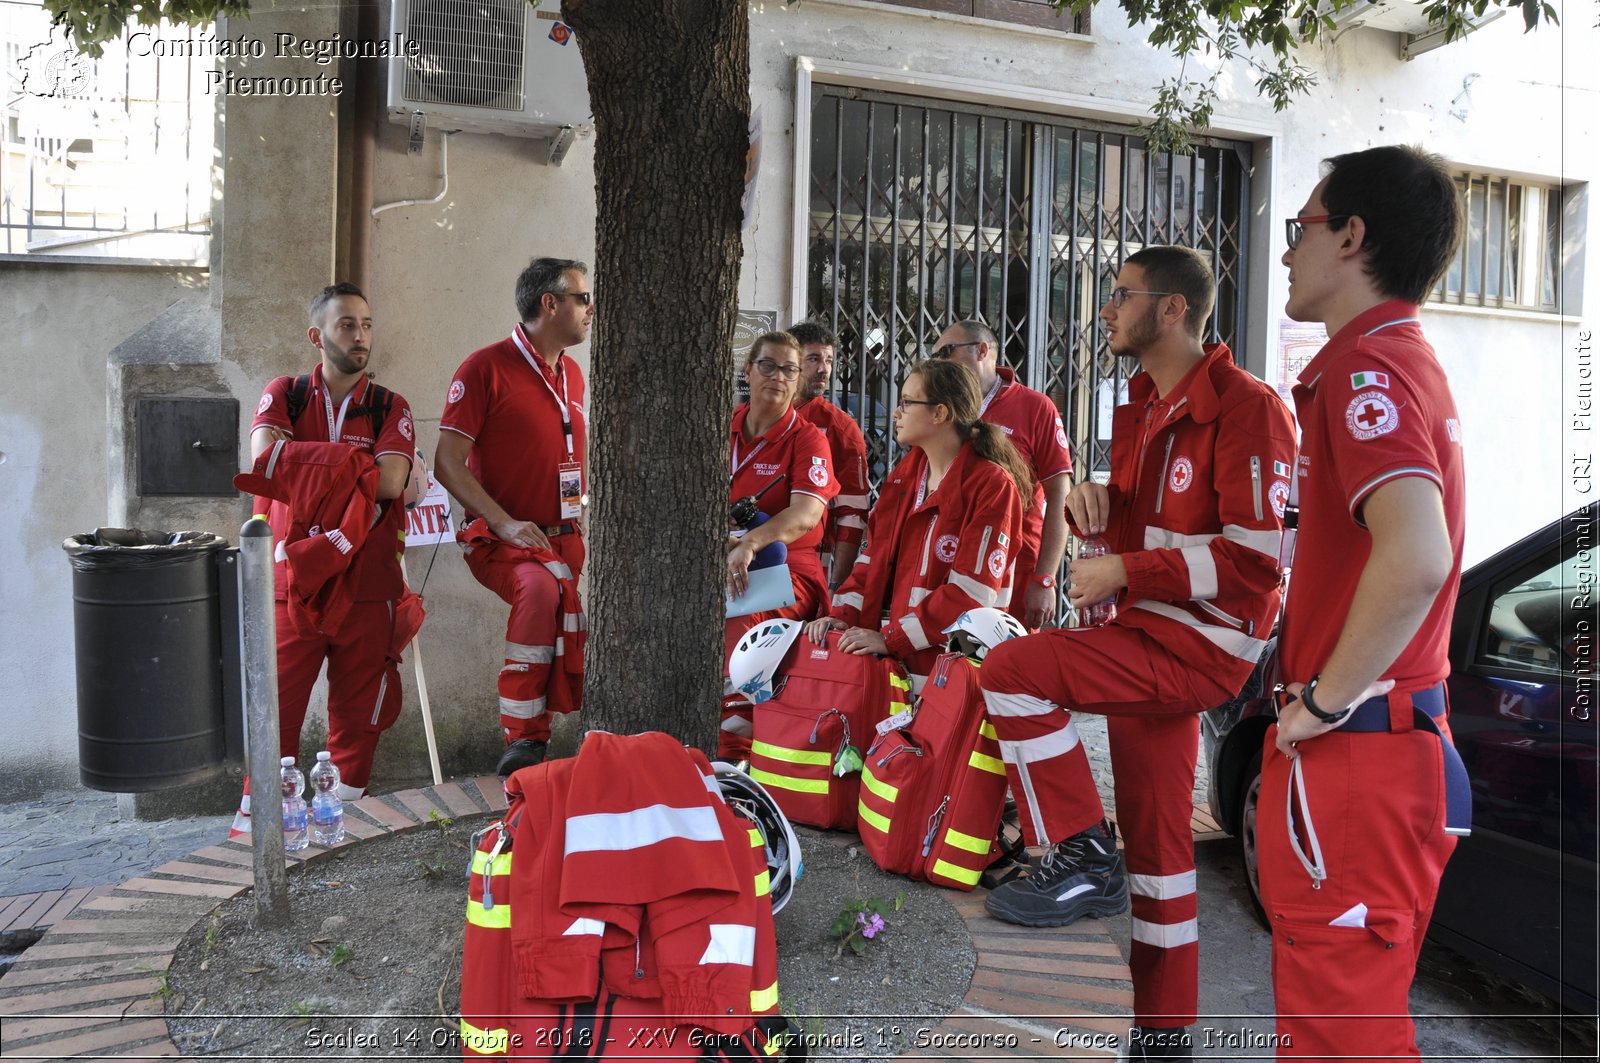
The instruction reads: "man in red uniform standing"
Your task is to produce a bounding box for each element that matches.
[249,282,416,799]
[977,248,1296,1059]
[930,320,1071,628]
[1261,146,1468,1061]
[436,258,593,777]
[787,321,869,588]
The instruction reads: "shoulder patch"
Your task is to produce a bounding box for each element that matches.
[986,548,1008,579]
[448,380,465,404]
[1345,391,1400,441]
[398,412,415,441]
[808,464,830,487]
[1349,371,1390,390]
[256,393,273,415]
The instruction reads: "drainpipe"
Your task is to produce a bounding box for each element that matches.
[347,0,380,290]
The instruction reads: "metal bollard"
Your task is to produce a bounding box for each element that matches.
[240,518,290,926]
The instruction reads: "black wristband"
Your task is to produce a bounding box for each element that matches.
[1300,674,1352,724]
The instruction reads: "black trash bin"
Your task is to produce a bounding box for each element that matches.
[63,528,231,792]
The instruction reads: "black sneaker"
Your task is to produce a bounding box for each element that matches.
[1122,1026,1193,1061]
[984,819,1128,927]
[496,739,548,777]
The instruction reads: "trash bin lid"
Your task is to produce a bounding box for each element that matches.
[63,528,229,571]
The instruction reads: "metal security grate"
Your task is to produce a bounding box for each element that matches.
[401,0,527,110]
[805,87,1252,488]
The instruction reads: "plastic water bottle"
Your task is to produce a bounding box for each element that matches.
[308,751,345,846]
[1076,536,1117,627]
[280,756,308,852]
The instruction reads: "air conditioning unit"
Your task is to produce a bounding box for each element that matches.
[387,0,591,141]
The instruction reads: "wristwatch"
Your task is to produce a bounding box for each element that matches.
[1029,573,1057,589]
[1299,674,1353,725]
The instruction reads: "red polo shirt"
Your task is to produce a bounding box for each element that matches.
[1278,300,1466,692]
[252,365,415,601]
[440,326,587,528]
[982,367,1073,570]
[729,404,838,610]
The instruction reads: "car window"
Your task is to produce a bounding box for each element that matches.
[1479,552,1583,678]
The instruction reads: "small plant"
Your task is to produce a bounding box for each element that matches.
[829,893,906,957]
[202,913,221,955]
[330,943,355,967]
[428,808,454,836]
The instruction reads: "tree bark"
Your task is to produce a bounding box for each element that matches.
[564,0,748,752]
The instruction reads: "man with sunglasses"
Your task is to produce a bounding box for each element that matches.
[929,320,1072,629]
[436,257,594,777]
[978,247,1296,1060]
[1262,146,1467,1060]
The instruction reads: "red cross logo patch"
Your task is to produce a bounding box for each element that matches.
[1345,390,1400,441]
[935,534,960,564]
[808,464,829,487]
[1168,456,1195,493]
[447,380,465,404]
[256,393,273,415]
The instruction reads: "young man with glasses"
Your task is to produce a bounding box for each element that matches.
[1262,146,1467,1060]
[929,320,1073,629]
[977,246,1296,1060]
[436,257,594,777]
[788,321,870,589]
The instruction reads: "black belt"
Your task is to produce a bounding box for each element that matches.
[1336,683,1471,835]
[542,522,578,538]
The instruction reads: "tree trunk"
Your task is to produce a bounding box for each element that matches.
[564,0,748,753]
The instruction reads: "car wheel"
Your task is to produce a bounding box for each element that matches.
[1236,747,1269,930]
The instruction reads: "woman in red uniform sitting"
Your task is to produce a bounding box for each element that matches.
[722,331,838,756]
[806,358,1029,693]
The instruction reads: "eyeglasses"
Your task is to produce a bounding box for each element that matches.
[1284,214,1349,250]
[895,397,937,410]
[1106,287,1175,308]
[931,341,980,359]
[752,358,802,381]
[553,291,593,306]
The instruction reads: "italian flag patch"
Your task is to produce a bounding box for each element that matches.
[1273,460,1292,477]
[1350,371,1390,389]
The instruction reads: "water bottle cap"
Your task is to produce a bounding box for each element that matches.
[280,756,296,767]
[316,751,332,762]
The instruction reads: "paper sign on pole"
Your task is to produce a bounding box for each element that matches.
[405,472,455,548]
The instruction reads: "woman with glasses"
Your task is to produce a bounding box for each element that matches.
[805,359,1029,693]
[722,331,839,757]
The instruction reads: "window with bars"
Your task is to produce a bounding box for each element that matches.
[1432,172,1565,314]
[867,0,1090,34]
[804,86,1251,491]
[1,2,213,261]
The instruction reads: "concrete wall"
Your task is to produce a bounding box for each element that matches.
[0,0,1589,800]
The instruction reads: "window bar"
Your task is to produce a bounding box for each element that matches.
[896,104,908,376]
[1477,175,1491,309]
[1026,124,1051,391]
[917,107,931,343]
[999,119,1013,362]
[974,115,988,318]
[1188,150,1200,250]
[1453,178,1470,305]
[1211,156,1226,340]
[832,95,846,341]
[860,101,876,431]
[1118,133,1131,267]
[1498,176,1512,308]
[946,110,958,323]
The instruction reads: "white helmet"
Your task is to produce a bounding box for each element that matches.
[727,619,803,704]
[943,607,1028,660]
[713,761,803,915]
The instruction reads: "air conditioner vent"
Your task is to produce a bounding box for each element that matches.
[402,0,525,109]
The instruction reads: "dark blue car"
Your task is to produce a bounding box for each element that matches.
[1202,507,1599,1012]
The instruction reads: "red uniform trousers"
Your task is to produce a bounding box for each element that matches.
[1258,723,1457,1061]
[275,598,401,790]
[466,533,585,745]
[980,624,1236,1028]
[719,582,825,761]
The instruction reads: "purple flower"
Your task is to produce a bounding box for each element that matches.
[857,912,886,940]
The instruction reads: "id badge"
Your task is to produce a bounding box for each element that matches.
[558,461,584,521]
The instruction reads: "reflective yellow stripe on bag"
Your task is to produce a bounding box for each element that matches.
[860,765,898,803]
[942,827,990,855]
[467,898,511,929]
[857,800,891,835]
[750,767,828,794]
[751,741,831,766]
[460,1019,509,1055]
[930,858,982,886]
[470,850,513,877]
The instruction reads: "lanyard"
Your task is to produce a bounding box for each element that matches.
[914,467,930,510]
[511,324,575,458]
[320,375,359,442]
[731,408,796,478]
[978,373,1003,417]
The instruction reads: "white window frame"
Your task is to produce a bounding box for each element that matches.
[1433,171,1566,315]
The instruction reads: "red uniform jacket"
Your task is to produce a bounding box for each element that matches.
[1094,343,1297,690]
[235,440,380,638]
[796,396,870,551]
[831,443,1023,686]
[507,733,772,1035]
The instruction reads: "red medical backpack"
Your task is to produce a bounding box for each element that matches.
[856,651,1009,889]
[748,630,911,830]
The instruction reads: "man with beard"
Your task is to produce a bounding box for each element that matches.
[787,321,869,587]
[977,247,1296,1060]
[928,319,1071,628]
[246,282,417,800]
